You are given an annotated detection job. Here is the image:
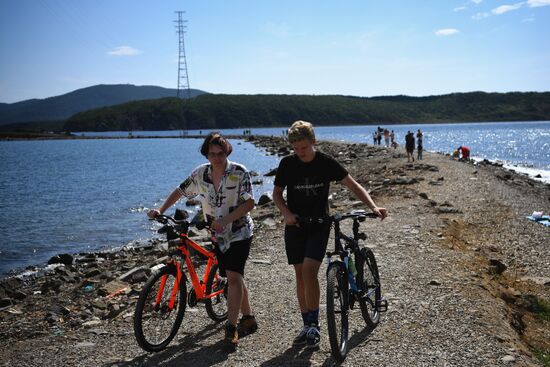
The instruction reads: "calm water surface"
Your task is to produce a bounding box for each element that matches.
[0,138,279,276]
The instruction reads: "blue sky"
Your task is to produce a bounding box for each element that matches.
[1,0,549,103]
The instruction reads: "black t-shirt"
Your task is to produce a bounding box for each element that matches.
[274,151,348,217]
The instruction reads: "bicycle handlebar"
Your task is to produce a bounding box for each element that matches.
[297,209,379,225]
[151,214,211,231]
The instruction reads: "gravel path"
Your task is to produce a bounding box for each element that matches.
[1,137,548,366]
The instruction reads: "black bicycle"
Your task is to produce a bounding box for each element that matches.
[301,209,388,362]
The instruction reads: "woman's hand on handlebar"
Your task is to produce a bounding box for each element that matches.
[372,206,388,221]
[147,209,161,219]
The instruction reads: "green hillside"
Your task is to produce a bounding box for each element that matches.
[0,84,206,126]
[63,91,550,131]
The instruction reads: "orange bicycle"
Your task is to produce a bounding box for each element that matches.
[134,213,228,352]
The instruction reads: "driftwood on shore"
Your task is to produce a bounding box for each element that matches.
[1,136,549,366]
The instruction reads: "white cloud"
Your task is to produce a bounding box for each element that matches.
[527,0,550,6]
[454,6,467,11]
[472,12,491,19]
[435,28,460,36]
[107,46,142,56]
[492,3,524,14]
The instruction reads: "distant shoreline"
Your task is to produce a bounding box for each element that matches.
[0,132,239,141]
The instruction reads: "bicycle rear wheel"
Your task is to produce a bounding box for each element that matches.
[205,263,228,321]
[357,247,381,328]
[134,264,187,352]
[326,263,349,362]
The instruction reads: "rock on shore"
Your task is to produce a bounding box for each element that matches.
[1,135,549,366]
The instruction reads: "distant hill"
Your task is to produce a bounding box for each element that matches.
[0,84,206,126]
[63,91,550,131]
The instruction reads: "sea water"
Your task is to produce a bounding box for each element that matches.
[0,138,279,276]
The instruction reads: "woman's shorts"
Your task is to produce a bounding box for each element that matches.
[215,237,252,277]
[284,224,331,264]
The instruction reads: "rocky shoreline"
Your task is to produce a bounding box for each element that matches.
[1,136,549,366]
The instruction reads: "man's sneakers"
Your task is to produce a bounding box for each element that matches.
[293,324,320,349]
[224,323,238,346]
[237,315,258,337]
[306,324,321,349]
[292,325,310,346]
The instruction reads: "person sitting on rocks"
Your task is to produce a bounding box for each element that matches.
[272,120,387,349]
[147,132,257,347]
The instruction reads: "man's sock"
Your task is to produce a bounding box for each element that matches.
[301,311,310,326]
[309,309,320,327]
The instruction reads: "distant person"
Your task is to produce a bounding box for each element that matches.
[376,130,382,145]
[458,145,470,160]
[390,130,396,148]
[416,129,423,160]
[372,131,377,145]
[383,129,390,147]
[405,131,415,162]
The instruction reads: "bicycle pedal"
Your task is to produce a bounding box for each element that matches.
[376,298,388,312]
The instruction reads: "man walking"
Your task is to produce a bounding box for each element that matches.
[272,121,387,349]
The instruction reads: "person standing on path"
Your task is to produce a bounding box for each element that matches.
[147,132,258,347]
[405,131,415,162]
[383,129,390,147]
[390,130,396,148]
[416,129,423,160]
[272,120,387,349]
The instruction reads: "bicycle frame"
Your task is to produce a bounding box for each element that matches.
[327,219,362,293]
[156,233,224,312]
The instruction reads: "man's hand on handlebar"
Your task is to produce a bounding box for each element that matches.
[283,212,299,227]
[372,206,388,221]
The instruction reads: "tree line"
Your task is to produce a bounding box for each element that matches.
[63,92,550,131]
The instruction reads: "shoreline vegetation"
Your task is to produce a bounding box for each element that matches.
[1,136,549,366]
[1,90,549,133]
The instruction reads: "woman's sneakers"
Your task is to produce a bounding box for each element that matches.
[224,323,238,346]
[237,315,258,337]
[293,324,320,349]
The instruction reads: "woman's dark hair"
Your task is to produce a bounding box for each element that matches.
[200,132,233,157]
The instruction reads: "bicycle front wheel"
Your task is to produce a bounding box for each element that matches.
[134,264,187,352]
[205,263,228,322]
[326,262,349,362]
[357,247,381,328]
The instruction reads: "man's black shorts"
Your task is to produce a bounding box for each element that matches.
[284,224,331,264]
[215,237,252,277]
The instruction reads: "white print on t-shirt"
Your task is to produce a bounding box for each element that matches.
[293,179,324,196]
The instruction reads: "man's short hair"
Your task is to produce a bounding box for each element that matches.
[288,120,315,143]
